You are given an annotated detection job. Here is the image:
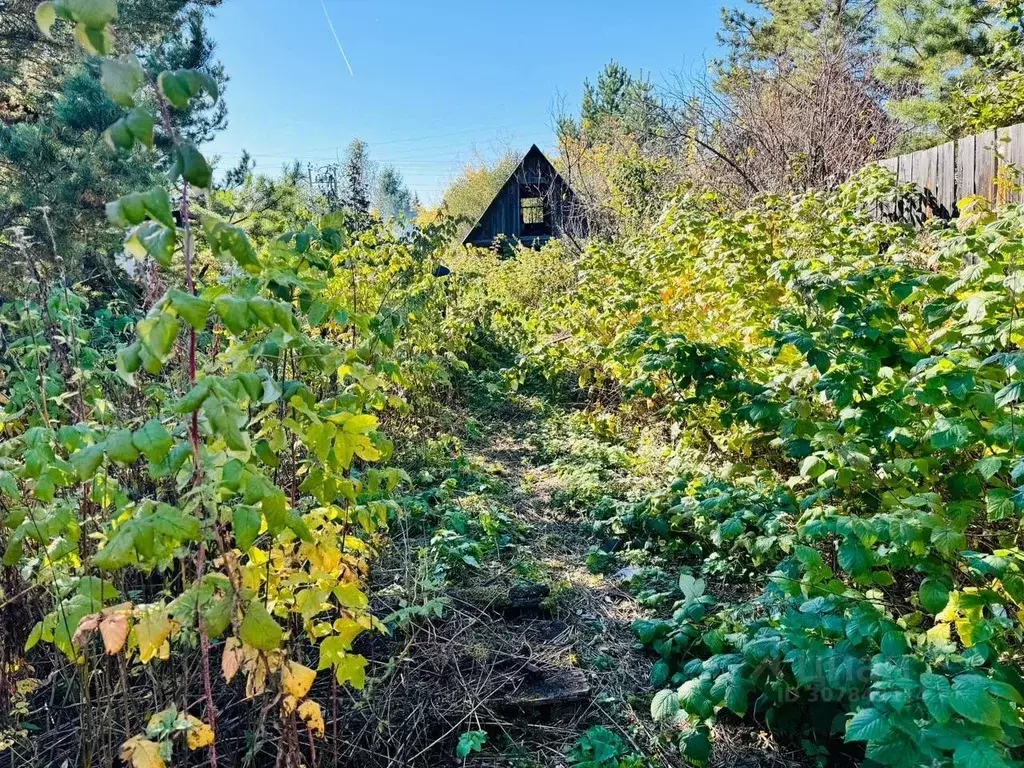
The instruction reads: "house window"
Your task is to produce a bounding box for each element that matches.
[520,184,549,236]
[521,195,545,225]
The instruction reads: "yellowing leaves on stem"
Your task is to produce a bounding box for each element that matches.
[134,609,173,664]
[120,736,165,768]
[333,653,367,690]
[282,661,316,699]
[298,700,325,737]
[333,583,369,610]
[185,716,214,750]
[239,601,283,651]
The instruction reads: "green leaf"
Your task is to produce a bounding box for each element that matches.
[100,55,145,107]
[800,455,826,478]
[93,523,137,571]
[680,729,711,766]
[166,289,210,331]
[70,443,105,481]
[239,601,283,651]
[650,659,671,687]
[205,218,260,272]
[25,621,43,651]
[214,296,254,335]
[116,341,142,385]
[203,393,249,452]
[974,456,1003,480]
[132,420,172,463]
[261,492,287,534]
[106,107,156,149]
[650,689,680,721]
[61,0,118,27]
[844,707,891,742]
[105,429,139,465]
[455,731,487,759]
[953,740,1011,768]
[74,21,113,54]
[931,526,967,556]
[838,538,872,576]
[985,489,1015,521]
[108,188,174,229]
[921,673,952,723]
[158,69,219,110]
[919,579,950,614]
[995,381,1024,408]
[949,674,1001,726]
[170,144,212,189]
[125,222,176,267]
[124,106,155,147]
[149,502,200,541]
[173,380,211,414]
[137,311,179,365]
[232,506,260,552]
[930,419,971,451]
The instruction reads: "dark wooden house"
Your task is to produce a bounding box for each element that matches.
[462,144,586,248]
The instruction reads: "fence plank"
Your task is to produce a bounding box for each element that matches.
[1004,123,1024,203]
[897,150,913,186]
[976,129,999,202]
[956,134,976,199]
[936,140,956,215]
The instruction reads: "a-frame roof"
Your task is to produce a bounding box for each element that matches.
[461,144,576,246]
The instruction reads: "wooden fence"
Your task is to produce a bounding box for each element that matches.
[877,121,1024,220]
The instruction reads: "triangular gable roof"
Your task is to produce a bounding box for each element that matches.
[461,144,577,246]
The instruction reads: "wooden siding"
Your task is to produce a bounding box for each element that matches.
[463,145,586,248]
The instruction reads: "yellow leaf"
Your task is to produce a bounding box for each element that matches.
[333,583,368,610]
[282,694,298,716]
[298,700,325,738]
[185,716,215,750]
[100,613,130,654]
[282,660,316,699]
[245,657,269,699]
[134,610,173,664]
[331,617,364,649]
[334,653,367,690]
[120,736,166,768]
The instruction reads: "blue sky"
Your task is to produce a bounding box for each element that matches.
[204,1,727,204]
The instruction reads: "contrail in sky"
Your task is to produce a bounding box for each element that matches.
[318,0,355,77]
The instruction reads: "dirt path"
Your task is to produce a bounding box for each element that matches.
[332,400,805,767]
[457,405,671,766]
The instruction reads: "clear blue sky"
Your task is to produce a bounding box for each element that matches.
[204,1,727,204]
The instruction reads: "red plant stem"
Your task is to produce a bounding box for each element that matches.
[179,180,218,766]
[157,86,219,768]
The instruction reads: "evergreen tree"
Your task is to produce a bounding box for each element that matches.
[343,138,372,219]
[375,165,414,230]
[0,0,226,296]
[876,0,1020,142]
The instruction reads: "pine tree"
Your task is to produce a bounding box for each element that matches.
[0,0,226,296]
[343,139,372,219]
[876,0,1018,142]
